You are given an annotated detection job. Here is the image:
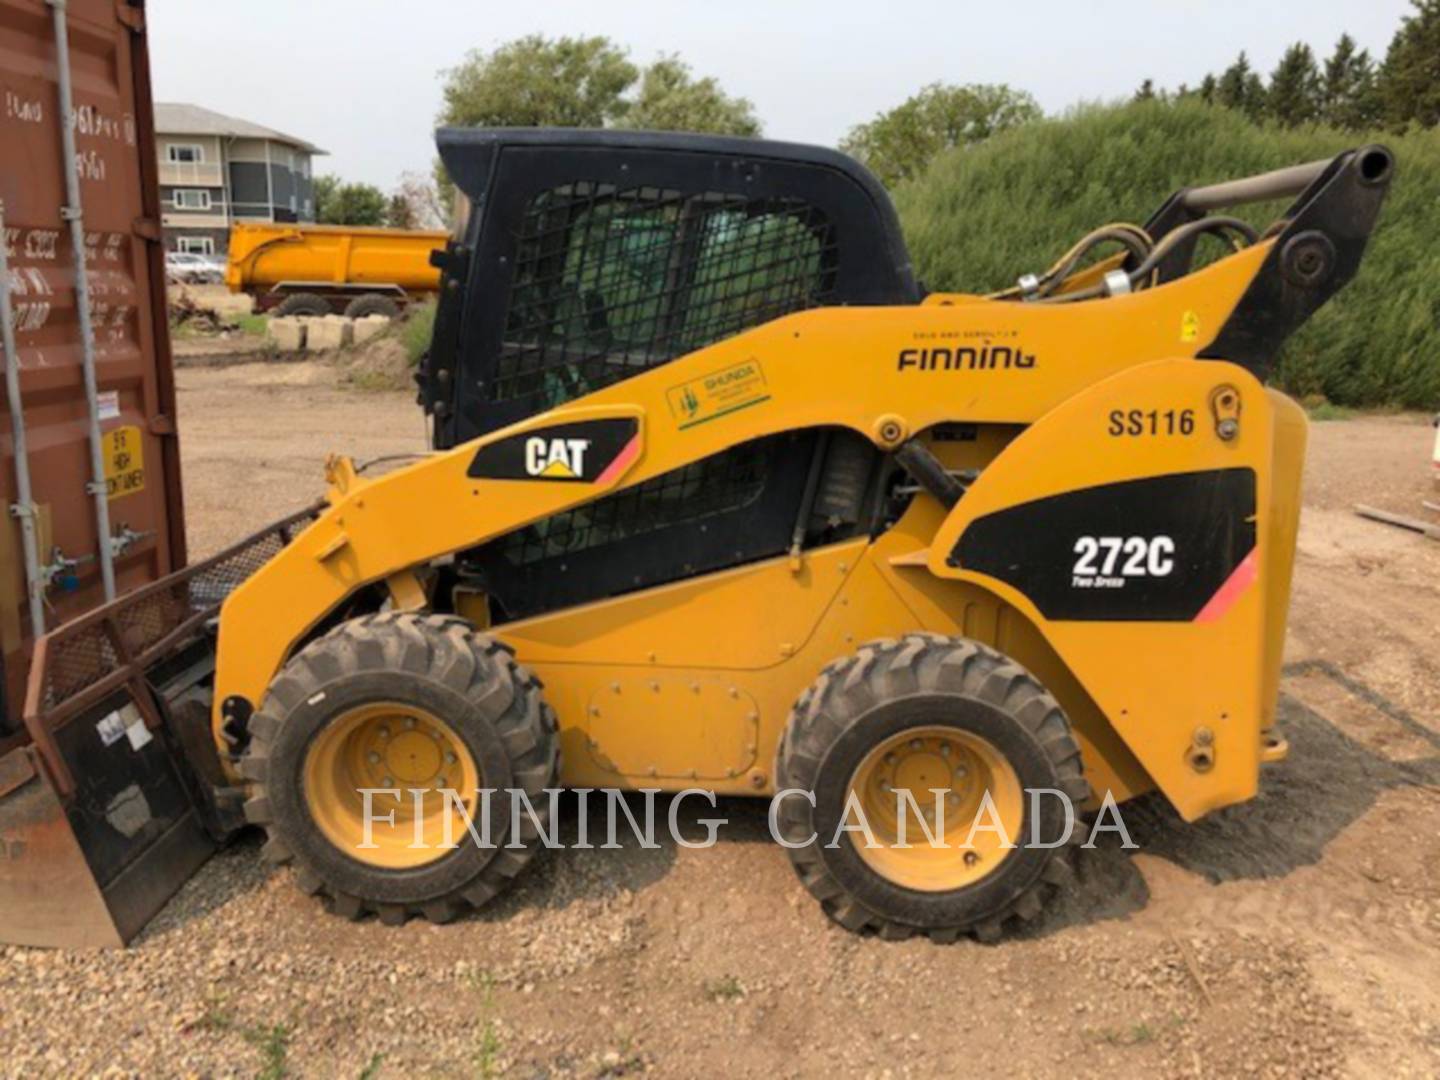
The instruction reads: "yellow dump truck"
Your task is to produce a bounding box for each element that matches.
[225,222,448,318]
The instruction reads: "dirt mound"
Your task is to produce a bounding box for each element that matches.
[337,334,416,392]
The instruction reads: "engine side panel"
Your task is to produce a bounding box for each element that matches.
[929,359,1297,820]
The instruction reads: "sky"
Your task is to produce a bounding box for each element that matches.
[148,0,1415,192]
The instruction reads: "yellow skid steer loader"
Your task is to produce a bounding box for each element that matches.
[0,131,1393,946]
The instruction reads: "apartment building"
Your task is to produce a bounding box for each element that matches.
[155,103,325,256]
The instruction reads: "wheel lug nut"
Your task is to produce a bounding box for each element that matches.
[368,752,381,765]
[405,717,416,729]
[940,744,950,757]
[964,851,980,867]
[377,726,389,738]
[954,765,968,779]
[445,752,457,765]
[910,739,923,751]
[382,776,394,787]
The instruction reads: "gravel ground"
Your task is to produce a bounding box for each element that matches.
[1,364,1436,1079]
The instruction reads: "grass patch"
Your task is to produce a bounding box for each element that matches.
[464,968,503,1078]
[357,1052,384,1079]
[188,999,291,1079]
[398,301,436,366]
[1304,397,1356,420]
[473,1022,503,1079]
[246,1023,292,1080]
[702,974,745,1002]
[236,312,270,337]
[1084,1013,1185,1047]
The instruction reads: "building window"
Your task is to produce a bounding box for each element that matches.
[176,236,214,255]
[173,189,212,210]
[166,144,204,164]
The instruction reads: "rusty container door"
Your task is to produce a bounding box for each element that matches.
[0,0,186,739]
[0,0,199,948]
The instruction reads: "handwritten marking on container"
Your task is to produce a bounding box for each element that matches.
[3,90,42,124]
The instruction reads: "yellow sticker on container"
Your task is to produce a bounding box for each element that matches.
[1180,310,1201,343]
[103,425,145,500]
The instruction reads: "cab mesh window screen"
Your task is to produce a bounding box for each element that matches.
[497,183,837,407]
[499,438,774,568]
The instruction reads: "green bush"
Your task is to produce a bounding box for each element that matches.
[398,300,436,366]
[895,99,1440,407]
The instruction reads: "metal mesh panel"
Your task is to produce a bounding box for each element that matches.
[44,624,120,710]
[39,510,317,711]
[496,182,837,406]
[499,440,772,567]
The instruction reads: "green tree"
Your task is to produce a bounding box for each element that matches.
[1216,52,1267,120]
[620,56,760,136]
[384,193,416,230]
[433,37,764,207]
[1197,74,1219,104]
[438,35,638,128]
[1321,34,1381,129]
[314,175,387,226]
[1268,43,1323,127]
[1378,0,1440,129]
[839,83,1041,188]
[311,174,338,223]
[1134,78,1157,102]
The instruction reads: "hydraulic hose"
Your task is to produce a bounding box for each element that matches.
[1035,215,1260,304]
[986,223,1154,300]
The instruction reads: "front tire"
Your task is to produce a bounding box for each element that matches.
[776,634,1088,942]
[240,613,559,924]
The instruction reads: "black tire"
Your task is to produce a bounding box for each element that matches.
[271,292,333,318]
[343,293,403,320]
[776,633,1089,942]
[239,612,559,925]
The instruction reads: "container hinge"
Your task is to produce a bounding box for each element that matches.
[115,1,145,31]
[132,216,163,242]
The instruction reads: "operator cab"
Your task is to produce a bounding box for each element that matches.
[423,129,920,619]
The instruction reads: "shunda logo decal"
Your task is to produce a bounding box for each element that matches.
[666,359,770,430]
[524,437,591,479]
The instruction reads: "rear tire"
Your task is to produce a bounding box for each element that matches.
[343,293,403,320]
[240,613,559,924]
[272,292,332,318]
[776,634,1088,942]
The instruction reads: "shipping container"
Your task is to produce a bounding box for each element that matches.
[0,0,186,741]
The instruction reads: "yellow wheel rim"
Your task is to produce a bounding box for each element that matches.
[847,725,1023,892]
[302,702,480,870]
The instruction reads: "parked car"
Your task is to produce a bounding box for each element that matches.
[165,251,224,284]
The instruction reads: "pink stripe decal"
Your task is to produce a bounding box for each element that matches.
[595,435,641,486]
[1194,548,1258,623]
